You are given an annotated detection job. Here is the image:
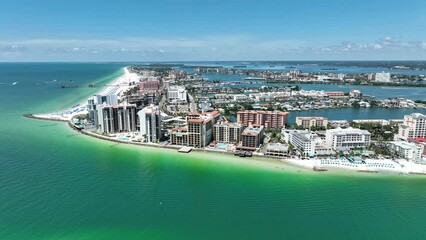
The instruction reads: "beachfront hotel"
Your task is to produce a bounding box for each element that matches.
[237,110,289,129]
[288,130,316,156]
[325,127,371,151]
[389,141,423,161]
[398,113,426,140]
[295,117,328,129]
[213,121,243,144]
[138,105,162,143]
[283,129,335,157]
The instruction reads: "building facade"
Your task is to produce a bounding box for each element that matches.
[213,121,243,144]
[389,141,423,161]
[398,113,426,140]
[167,85,187,103]
[97,104,137,134]
[237,110,289,129]
[87,94,119,125]
[170,111,220,148]
[325,128,371,151]
[289,130,316,156]
[295,117,328,129]
[138,105,162,143]
[237,125,265,151]
[139,80,160,91]
[375,72,391,82]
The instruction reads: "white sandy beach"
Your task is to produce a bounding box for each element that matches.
[33,67,139,121]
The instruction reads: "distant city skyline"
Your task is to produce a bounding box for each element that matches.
[1,0,426,61]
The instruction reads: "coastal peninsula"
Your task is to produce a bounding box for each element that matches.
[25,65,426,176]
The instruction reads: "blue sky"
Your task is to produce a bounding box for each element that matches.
[1,0,426,61]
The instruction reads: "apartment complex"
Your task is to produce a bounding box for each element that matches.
[213,121,243,144]
[237,125,265,151]
[398,113,426,140]
[236,110,288,129]
[138,105,162,143]
[325,128,371,151]
[295,117,328,129]
[97,104,137,134]
[87,94,119,125]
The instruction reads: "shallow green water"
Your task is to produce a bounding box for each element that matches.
[1,63,426,240]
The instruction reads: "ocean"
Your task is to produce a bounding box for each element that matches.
[1,63,426,240]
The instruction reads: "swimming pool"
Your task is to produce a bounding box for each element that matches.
[216,143,228,149]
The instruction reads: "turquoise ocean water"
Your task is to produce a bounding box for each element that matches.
[1,63,426,240]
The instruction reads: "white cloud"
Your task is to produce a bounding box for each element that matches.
[0,36,425,61]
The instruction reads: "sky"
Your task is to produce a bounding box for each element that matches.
[1,0,426,61]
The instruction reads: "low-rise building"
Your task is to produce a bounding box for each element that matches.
[314,144,335,156]
[325,128,371,151]
[233,94,249,101]
[407,138,426,157]
[389,141,423,161]
[353,119,390,125]
[264,143,288,157]
[295,117,328,129]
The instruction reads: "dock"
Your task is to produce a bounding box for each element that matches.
[178,146,193,153]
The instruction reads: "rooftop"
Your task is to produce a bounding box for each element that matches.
[242,125,264,136]
[327,127,370,135]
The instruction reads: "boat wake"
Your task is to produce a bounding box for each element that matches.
[44,79,57,84]
[381,86,412,90]
[1,82,18,85]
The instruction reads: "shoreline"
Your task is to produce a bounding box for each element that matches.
[22,67,426,177]
[22,113,426,177]
[31,67,137,121]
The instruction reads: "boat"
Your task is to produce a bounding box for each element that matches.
[238,151,246,157]
[243,77,265,80]
[357,170,379,173]
[313,166,328,171]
